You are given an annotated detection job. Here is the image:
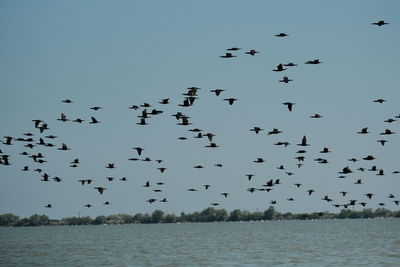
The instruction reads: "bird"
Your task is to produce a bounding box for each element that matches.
[106,163,115,169]
[384,118,396,123]
[273,64,286,72]
[204,133,215,142]
[227,47,241,51]
[372,20,389,26]
[284,62,297,67]
[310,114,322,118]
[45,204,52,208]
[305,59,322,64]
[62,99,73,103]
[133,147,144,156]
[268,128,282,135]
[224,98,238,105]
[129,105,140,110]
[245,49,259,56]
[340,191,348,197]
[193,165,204,169]
[274,141,290,147]
[221,193,229,198]
[203,185,211,190]
[73,118,84,123]
[363,155,376,161]
[373,99,386,103]
[365,193,374,199]
[245,174,254,181]
[147,199,157,204]
[89,117,100,124]
[320,147,331,153]
[294,183,302,188]
[247,187,257,193]
[205,143,218,148]
[297,136,309,146]
[137,118,148,125]
[143,181,150,187]
[220,53,236,58]
[90,106,102,110]
[94,187,106,194]
[57,113,69,122]
[84,204,92,208]
[307,189,315,196]
[253,158,265,163]
[159,98,169,105]
[339,166,352,174]
[158,167,167,173]
[282,102,295,112]
[380,129,395,135]
[357,127,369,134]
[58,143,70,151]
[250,127,263,134]
[160,198,168,203]
[210,89,225,96]
[354,179,362,184]
[103,201,111,205]
[279,76,293,83]
[275,33,288,37]
[2,136,13,145]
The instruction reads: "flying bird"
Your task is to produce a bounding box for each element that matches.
[372,20,389,26]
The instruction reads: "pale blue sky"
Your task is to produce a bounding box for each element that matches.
[1,0,399,218]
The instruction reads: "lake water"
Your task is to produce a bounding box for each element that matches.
[1,219,399,266]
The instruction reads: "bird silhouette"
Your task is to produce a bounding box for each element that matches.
[224,98,238,105]
[305,59,322,64]
[210,89,225,96]
[275,33,289,37]
[372,20,389,26]
[245,49,259,56]
[283,102,295,112]
[279,76,293,83]
[220,53,236,58]
[297,136,309,146]
[273,64,286,72]
[94,187,106,194]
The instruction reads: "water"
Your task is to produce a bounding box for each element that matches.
[1,219,399,266]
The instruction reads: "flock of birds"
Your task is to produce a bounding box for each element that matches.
[1,20,399,214]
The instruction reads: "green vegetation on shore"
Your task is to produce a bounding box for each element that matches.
[1,207,399,227]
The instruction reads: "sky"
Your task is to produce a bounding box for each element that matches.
[0,0,399,219]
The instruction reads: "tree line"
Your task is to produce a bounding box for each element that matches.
[1,207,399,227]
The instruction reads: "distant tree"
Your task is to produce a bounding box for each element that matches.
[93,216,106,225]
[214,209,228,222]
[361,209,374,219]
[141,213,151,224]
[151,210,165,223]
[281,212,294,220]
[375,208,390,218]
[0,213,20,226]
[338,209,351,219]
[228,209,242,222]
[133,213,144,223]
[263,206,276,220]
[164,213,177,223]
[250,211,263,221]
